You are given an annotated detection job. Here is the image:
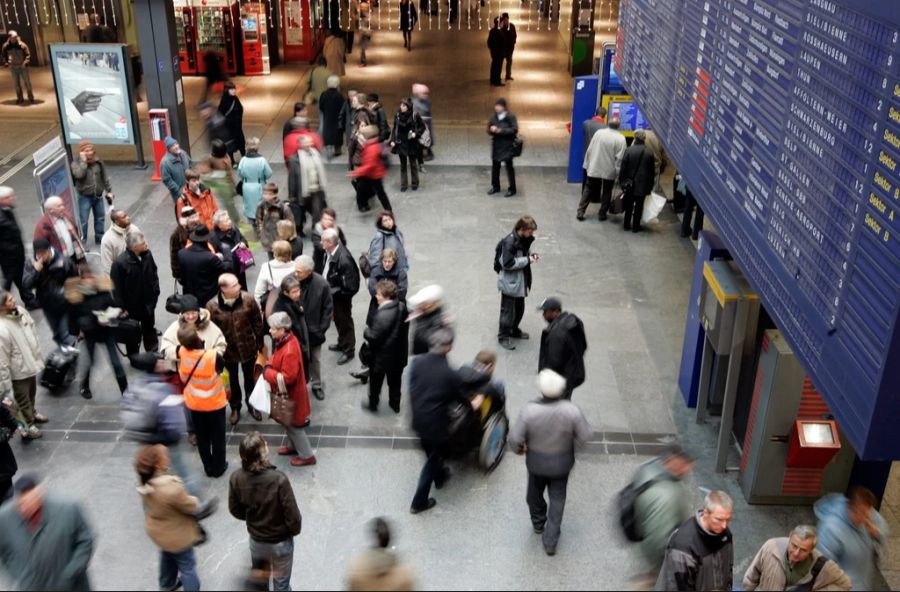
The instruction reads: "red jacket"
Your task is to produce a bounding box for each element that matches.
[33,211,84,261]
[350,139,386,180]
[282,129,324,161]
[264,333,310,426]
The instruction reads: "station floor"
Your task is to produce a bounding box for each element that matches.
[0,10,897,590]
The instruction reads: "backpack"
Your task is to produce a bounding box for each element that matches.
[493,235,508,273]
[617,476,663,542]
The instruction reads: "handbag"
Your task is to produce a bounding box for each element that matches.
[359,341,371,367]
[166,281,186,314]
[358,252,372,279]
[512,135,524,157]
[107,316,142,351]
[270,373,296,426]
[609,190,625,215]
[234,245,256,272]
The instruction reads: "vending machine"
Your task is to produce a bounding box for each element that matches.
[195,0,240,76]
[174,0,198,75]
[281,0,324,62]
[240,1,271,75]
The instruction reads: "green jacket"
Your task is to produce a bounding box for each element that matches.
[633,459,693,570]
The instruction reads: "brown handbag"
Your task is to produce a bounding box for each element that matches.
[269,373,296,426]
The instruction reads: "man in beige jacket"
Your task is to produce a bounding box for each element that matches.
[0,289,45,439]
[743,525,851,591]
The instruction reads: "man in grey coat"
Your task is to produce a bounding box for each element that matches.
[160,137,193,204]
[579,118,627,221]
[508,369,592,556]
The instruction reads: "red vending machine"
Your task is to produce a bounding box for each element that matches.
[174,0,198,75]
[281,0,324,62]
[195,0,240,76]
[240,2,271,75]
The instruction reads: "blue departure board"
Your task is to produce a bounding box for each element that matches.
[617,0,900,459]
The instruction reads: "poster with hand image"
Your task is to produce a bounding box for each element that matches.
[48,43,135,145]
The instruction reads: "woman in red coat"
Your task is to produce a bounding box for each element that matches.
[349,125,392,213]
[264,311,316,467]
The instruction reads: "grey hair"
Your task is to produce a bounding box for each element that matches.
[267,311,293,330]
[212,209,230,226]
[280,274,300,293]
[44,195,63,208]
[791,525,817,543]
[428,327,455,353]
[0,186,14,199]
[125,231,145,250]
[327,75,340,89]
[703,490,734,512]
[294,254,315,272]
[321,228,339,243]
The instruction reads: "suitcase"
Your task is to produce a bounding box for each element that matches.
[40,348,78,392]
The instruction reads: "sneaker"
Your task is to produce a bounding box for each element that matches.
[290,455,317,467]
[20,425,42,440]
[33,413,49,424]
[410,498,437,514]
[277,446,298,456]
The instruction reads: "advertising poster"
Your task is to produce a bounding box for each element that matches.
[48,43,135,145]
[34,155,79,228]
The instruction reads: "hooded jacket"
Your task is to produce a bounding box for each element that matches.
[815,493,888,591]
[632,459,693,570]
[160,308,228,369]
[347,548,415,591]
[507,397,591,478]
[743,537,851,592]
[136,474,202,553]
[539,311,588,391]
[100,222,141,275]
[367,224,409,271]
[0,306,43,391]
[655,513,733,592]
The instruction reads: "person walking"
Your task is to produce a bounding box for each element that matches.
[100,208,140,274]
[815,487,888,591]
[537,298,587,400]
[23,238,78,347]
[202,140,242,224]
[322,228,360,365]
[295,135,328,224]
[218,81,246,162]
[160,294,228,372]
[323,30,346,76]
[487,18,505,86]
[178,324,229,478]
[346,517,415,590]
[229,431,302,591]
[389,98,426,192]
[0,401,18,500]
[0,289,46,440]
[311,207,347,273]
[264,312,317,467]
[198,102,231,155]
[318,76,346,160]
[487,98,518,196]
[579,117,626,221]
[0,187,37,309]
[134,445,205,592]
[71,140,115,245]
[361,280,408,414]
[743,525,851,592]
[350,125,393,212]
[655,490,734,591]
[110,231,160,355]
[237,137,273,227]
[411,83,434,165]
[618,128,657,233]
[500,13,517,81]
[206,273,265,426]
[0,32,34,104]
[399,0,418,50]
[508,369,592,556]
[161,137,193,204]
[177,169,220,231]
[255,183,296,257]
[253,241,296,310]
[408,284,450,356]
[295,255,332,401]
[496,215,537,350]
[211,210,252,291]
[33,196,87,267]
[347,94,375,170]
[177,225,231,306]
[0,474,95,590]
[358,2,372,66]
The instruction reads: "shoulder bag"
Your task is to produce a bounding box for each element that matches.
[166,280,186,314]
[270,372,296,426]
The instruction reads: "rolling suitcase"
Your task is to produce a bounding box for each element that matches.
[40,348,78,392]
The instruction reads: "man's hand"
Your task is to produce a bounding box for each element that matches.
[490,125,499,133]
[32,258,44,272]
[215,252,224,260]
[71,90,105,115]
[470,394,485,411]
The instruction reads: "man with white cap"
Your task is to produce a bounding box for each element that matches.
[408,284,451,356]
[0,32,33,105]
[508,369,592,556]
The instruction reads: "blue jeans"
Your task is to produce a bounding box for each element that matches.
[44,307,74,347]
[249,537,294,591]
[77,193,106,244]
[166,443,201,498]
[159,547,200,591]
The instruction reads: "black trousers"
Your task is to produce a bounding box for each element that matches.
[403,30,413,48]
[0,476,11,504]
[369,365,403,410]
[578,177,615,218]
[412,438,448,509]
[1,261,36,306]
[333,293,356,352]
[125,312,159,356]
[345,30,354,53]
[490,57,503,85]
[498,294,525,338]
[304,190,327,225]
[190,407,227,477]
[286,200,306,236]
[398,154,419,189]
[356,177,392,211]
[225,358,256,412]
[623,190,646,231]
[503,51,514,79]
[681,192,704,240]
[491,159,516,191]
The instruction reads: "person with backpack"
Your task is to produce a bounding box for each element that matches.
[495,215,538,350]
[537,298,587,400]
[743,525,851,592]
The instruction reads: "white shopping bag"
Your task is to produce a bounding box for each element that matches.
[249,376,271,415]
[642,192,667,224]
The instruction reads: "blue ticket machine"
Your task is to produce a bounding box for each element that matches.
[567,75,599,183]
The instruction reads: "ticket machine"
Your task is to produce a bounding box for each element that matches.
[174,0,198,74]
[195,0,240,76]
[240,1,271,75]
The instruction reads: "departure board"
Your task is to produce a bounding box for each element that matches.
[616,0,900,459]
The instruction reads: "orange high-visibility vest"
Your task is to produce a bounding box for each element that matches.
[179,349,227,411]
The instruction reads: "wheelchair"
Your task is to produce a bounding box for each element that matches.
[444,389,509,472]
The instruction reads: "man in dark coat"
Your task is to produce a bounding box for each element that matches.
[110,231,160,355]
[618,128,657,233]
[177,225,231,306]
[318,77,346,160]
[367,94,391,142]
[537,297,587,400]
[500,13,517,81]
[362,279,409,413]
[295,255,333,401]
[23,238,78,347]
[487,18,505,86]
[487,98,518,196]
[199,101,231,153]
[322,228,360,365]
[0,187,37,309]
[496,215,537,350]
[0,403,18,502]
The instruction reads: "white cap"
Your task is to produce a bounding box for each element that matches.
[538,369,567,399]
[408,284,444,309]
[8,31,17,38]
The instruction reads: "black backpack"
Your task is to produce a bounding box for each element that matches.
[493,236,505,273]
[617,477,662,542]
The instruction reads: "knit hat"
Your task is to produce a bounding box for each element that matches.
[32,237,51,253]
[164,136,178,149]
[179,294,200,312]
[189,225,211,242]
[367,92,380,103]
[495,98,508,109]
[538,369,567,399]
[13,472,39,494]
[78,139,94,152]
[268,311,293,330]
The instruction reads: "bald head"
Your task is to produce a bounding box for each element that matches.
[44,196,65,218]
[218,273,242,299]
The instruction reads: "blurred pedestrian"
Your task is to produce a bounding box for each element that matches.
[496,215,537,350]
[160,295,227,372]
[100,208,140,275]
[211,210,252,291]
[411,83,434,164]
[537,297,587,400]
[254,241,296,309]
[201,51,228,103]
[0,474,95,590]
[367,93,391,142]
[283,116,324,165]
[815,487,888,591]
[312,207,347,273]
[360,280,408,414]
[743,525,851,592]
[71,140,114,245]
[23,238,78,347]
[347,517,415,590]
[389,98,426,192]
[229,431,302,591]
[282,102,308,141]
[295,255,332,401]
[0,289,46,440]
[347,94,375,171]
[408,284,449,356]
[0,188,37,309]
[237,137,273,227]
[500,13,517,81]
[357,3,372,66]
[218,81,246,161]
[324,30,346,76]
[161,137,193,204]
[110,231,160,355]
[0,400,18,500]
[487,18,504,86]
[33,196,86,267]
[350,125,392,212]
[319,76,346,160]
[655,490,734,591]
[1,31,34,104]
[294,134,328,224]
[255,184,296,258]
[177,225,231,306]
[176,169,220,231]
[399,0,418,50]
[580,117,625,221]
[487,98,518,196]
[323,228,360,365]
[508,369,591,556]
[277,220,304,261]
[169,206,202,285]
[618,128,656,233]
[198,101,231,153]
[202,139,242,224]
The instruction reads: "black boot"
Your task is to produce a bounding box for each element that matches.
[116,375,128,395]
[79,378,92,400]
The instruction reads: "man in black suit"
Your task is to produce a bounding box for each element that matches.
[500,13,517,81]
[322,227,360,365]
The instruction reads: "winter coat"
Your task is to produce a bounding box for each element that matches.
[160,150,193,200]
[539,311,587,390]
[502,22,517,54]
[0,495,94,591]
[350,138,387,180]
[0,39,30,67]
[507,397,591,478]
[23,248,77,310]
[410,306,449,356]
[137,474,202,553]
[487,26,505,58]
[409,353,465,441]
[229,467,302,544]
[497,231,534,298]
[218,93,246,154]
[367,264,408,326]
[122,374,186,445]
[283,128,324,162]
[0,206,25,271]
[655,513,734,592]
[66,279,117,340]
[347,548,415,591]
[300,272,333,347]
[110,248,160,320]
[236,152,273,220]
[33,211,85,263]
[161,308,228,368]
[169,224,191,281]
[743,537,851,592]
[619,143,657,197]
[399,0,418,30]
[371,103,391,141]
[0,405,18,480]
[270,294,311,382]
[210,225,250,288]
[0,306,44,391]
[253,259,296,306]
[389,110,426,157]
[815,493,888,591]
[178,241,231,306]
[325,243,360,297]
[70,159,112,197]
[584,126,627,180]
[368,226,409,271]
[298,148,328,198]
[206,292,265,364]
[100,222,141,275]
[364,299,409,373]
[488,111,519,162]
[348,107,376,164]
[631,459,694,570]
[176,185,219,231]
[581,117,607,156]
[318,88,346,147]
[323,34,346,76]
[312,223,348,273]
[254,199,295,252]
[264,332,311,426]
